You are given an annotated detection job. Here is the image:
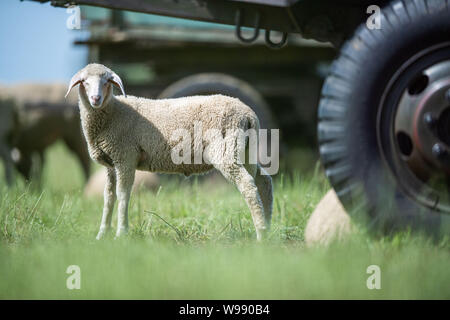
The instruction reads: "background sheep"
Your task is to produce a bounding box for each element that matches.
[0,83,90,185]
[0,83,78,105]
[85,168,160,198]
[305,189,355,246]
[66,63,273,241]
[0,97,19,186]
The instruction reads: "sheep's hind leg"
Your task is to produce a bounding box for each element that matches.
[254,164,273,230]
[0,144,14,186]
[216,163,267,241]
[96,167,116,240]
[114,165,135,238]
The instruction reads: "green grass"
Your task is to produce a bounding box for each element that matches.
[0,143,449,299]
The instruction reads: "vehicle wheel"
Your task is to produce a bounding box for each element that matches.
[318,0,450,236]
[158,73,275,130]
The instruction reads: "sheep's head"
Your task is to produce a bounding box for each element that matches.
[65,63,126,109]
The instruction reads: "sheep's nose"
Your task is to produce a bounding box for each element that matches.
[91,95,101,104]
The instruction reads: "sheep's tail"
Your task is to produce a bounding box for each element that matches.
[231,112,260,168]
[247,115,260,145]
[244,115,260,167]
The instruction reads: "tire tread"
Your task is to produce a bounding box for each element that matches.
[318,0,450,234]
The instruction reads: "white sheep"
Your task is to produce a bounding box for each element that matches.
[66,63,273,240]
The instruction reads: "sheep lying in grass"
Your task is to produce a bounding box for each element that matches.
[66,63,273,240]
[305,189,355,246]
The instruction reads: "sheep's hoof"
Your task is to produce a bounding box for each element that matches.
[114,228,129,239]
[256,228,269,242]
[96,228,110,240]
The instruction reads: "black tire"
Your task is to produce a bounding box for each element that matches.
[318,0,450,236]
[158,73,275,130]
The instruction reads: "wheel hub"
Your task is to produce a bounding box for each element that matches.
[413,83,450,174]
[395,61,450,181]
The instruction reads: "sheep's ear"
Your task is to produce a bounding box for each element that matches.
[65,71,83,98]
[109,72,126,97]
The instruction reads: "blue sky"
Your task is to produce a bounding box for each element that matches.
[0,0,88,84]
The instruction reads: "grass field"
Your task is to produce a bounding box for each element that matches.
[0,143,449,299]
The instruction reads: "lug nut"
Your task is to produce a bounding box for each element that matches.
[432,143,448,159]
[424,112,437,127]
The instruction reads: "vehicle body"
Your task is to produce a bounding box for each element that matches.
[40,0,389,45]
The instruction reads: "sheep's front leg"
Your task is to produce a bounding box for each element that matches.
[114,165,135,238]
[96,167,116,240]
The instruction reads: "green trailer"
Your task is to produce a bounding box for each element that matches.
[74,6,335,147]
